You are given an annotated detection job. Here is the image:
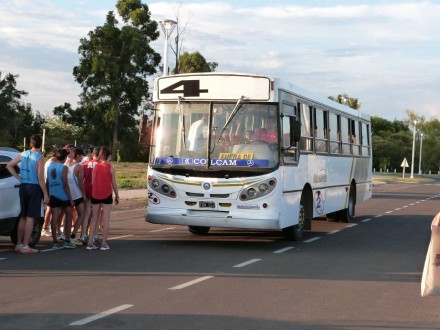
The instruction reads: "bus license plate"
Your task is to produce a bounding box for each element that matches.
[199,201,215,208]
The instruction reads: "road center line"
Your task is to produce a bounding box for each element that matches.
[233,259,261,268]
[385,211,393,214]
[0,258,6,261]
[69,304,134,326]
[303,237,321,243]
[374,215,383,218]
[108,235,133,240]
[273,246,295,254]
[40,247,63,253]
[361,218,372,222]
[327,230,340,235]
[169,276,214,290]
[394,208,401,211]
[150,227,174,233]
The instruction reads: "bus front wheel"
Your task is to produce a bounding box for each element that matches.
[282,204,305,241]
[188,226,211,235]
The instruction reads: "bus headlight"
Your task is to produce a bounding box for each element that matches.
[152,179,160,189]
[148,175,176,198]
[239,178,277,201]
[247,188,257,198]
[259,183,269,193]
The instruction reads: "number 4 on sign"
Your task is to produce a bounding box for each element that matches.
[401,158,409,178]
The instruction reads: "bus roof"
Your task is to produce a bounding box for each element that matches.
[154,72,370,121]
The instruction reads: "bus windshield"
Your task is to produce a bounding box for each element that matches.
[151,102,279,171]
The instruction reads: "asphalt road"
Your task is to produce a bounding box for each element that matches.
[0,181,439,329]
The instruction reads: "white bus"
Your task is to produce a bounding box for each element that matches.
[146,73,372,240]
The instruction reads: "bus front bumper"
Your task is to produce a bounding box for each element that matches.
[145,208,280,230]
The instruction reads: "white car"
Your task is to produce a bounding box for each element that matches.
[0,147,43,247]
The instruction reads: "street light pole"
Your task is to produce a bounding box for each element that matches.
[418,133,424,175]
[159,19,177,76]
[410,120,417,178]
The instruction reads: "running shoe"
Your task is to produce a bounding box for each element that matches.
[63,241,76,249]
[41,229,51,237]
[59,232,66,241]
[73,239,84,246]
[86,243,99,250]
[100,243,110,251]
[19,246,38,254]
[52,242,60,249]
[80,234,88,244]
[14,244,23,252]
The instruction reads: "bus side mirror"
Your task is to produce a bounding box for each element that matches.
[292,119,301,143]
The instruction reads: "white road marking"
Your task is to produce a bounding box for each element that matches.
[150,227,174,233]
[374,215,383,218]
[108,235,133,240]
[40,247,63,253]
[394,208,401,211]
[69,304,134,326]
[233,258,262,268]
[346,224,358,228]
[385,211,393,214]
[273,246,295,254]
[361,218,372,222]
[402,205,408,208]
[303,237,321,243]
[112,215,144,221]
[327,230,340,235]
[169,276,214,290]
[0,258,6,261]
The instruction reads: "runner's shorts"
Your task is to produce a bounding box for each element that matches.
[48,195,71,209]
[91,195,113,205]
[19,184,44,218]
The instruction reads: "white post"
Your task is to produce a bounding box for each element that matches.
[418,133,424,175]
[42,128,46,152]
[159,19,177,76]
[23,137,26,151]
[410,120,417,178]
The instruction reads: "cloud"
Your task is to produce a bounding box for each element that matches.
[1,0,439,120]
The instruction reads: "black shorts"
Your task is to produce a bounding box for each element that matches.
[48,195,71,208]
[74,197,84,206]
[91,195,113,205]
[19,184,44,218]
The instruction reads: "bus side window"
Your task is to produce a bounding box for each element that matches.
[282,115,297,164]
[315,108,328,153]
[329,112,340,154]
[299,103,313,152]
[341,116,350,154]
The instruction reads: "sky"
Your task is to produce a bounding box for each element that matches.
[1,0,439,121]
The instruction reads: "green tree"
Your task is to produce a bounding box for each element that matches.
[0,72,45,148]
[178,51,218,73]
[72,0,161,159]
[328,94,361,110]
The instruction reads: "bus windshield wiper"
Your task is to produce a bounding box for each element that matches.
[217,95,245,144]
[178,96,186,148]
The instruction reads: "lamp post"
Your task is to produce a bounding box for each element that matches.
[159,19,177,76]
[410,120,417,178]
[418,133,424,175]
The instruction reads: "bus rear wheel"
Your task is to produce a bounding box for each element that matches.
[339,187,356,223]
[282,204,305,241]
[188,226,211,235]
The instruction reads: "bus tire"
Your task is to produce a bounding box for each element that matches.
[339,187,356,223]
[282,203,305,241]
[188,226,210,235]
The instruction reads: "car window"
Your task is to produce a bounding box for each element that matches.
[0,156,20,179]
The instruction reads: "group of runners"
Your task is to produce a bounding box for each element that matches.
[6,134,119,254]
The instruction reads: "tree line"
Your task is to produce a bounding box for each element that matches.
[1,0,439,172]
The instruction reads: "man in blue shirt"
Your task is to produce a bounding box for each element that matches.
[7,134,49,254]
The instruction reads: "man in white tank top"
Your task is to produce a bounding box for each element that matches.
[67,148,86,245]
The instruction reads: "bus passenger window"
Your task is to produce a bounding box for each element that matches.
[300,103,313,152]
[329,112,340,154]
